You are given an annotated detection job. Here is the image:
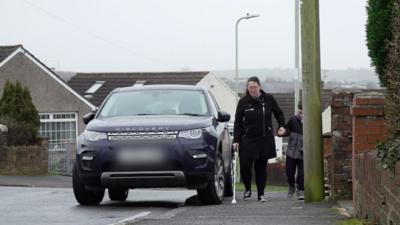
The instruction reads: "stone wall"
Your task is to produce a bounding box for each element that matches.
[0,127,48,175]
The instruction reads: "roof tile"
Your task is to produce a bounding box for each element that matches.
[67,72,209,106]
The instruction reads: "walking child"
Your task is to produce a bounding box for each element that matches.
[278,101,304,200]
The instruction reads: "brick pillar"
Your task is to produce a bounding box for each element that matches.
[329,90,355,199]
[351,93,387,153]
[351,92,388,214]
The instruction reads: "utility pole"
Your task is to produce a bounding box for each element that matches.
[294,0,301,114]
[300,0,324,202]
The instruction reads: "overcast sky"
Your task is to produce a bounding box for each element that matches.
[1,0,371,72]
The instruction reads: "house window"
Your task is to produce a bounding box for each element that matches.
[86,81,105,94]
[39,114,50,120]
[39,112,78,151]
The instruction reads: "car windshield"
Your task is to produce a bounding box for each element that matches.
[98,89,210,118]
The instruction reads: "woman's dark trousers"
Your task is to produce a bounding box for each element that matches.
[240,158,268,196]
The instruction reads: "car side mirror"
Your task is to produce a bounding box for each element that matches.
[217,111,231,122]
[83,112,95,125]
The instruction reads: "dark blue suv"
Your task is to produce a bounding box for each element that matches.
[73,85,233,205]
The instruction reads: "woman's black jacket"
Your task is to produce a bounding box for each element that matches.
[233,90,285,160]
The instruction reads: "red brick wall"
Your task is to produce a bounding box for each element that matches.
[328,90,355,199]
[323,135,332,157]
[351,92,400,225]
[266,162,287,186]
[323,135,332,193]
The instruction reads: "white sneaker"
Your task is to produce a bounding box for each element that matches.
[287,186,295,198]
[243,190,251,200]
[297,190,304,200]
[258,195,266,202]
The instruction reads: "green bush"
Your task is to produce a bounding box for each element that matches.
[366,0,395,87]
[0,80,40,145]
[336,218,371,225]
[379,2,400,171]
[0,117,35,146]
[367,1,400,171]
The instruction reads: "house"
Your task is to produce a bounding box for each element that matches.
[67,71,238,121]
[0,45,238,153]
[0,45,96,150]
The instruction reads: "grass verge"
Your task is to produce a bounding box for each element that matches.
[336,219,372,225]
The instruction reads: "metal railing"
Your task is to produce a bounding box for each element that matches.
[48,142,76,176]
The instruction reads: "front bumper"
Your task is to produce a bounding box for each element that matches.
[100,171,186,188]
[76,134,218,188]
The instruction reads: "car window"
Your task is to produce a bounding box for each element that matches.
[98,89,210,118]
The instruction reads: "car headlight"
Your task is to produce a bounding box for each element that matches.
[178,128,203,139]
[83,130,107,141]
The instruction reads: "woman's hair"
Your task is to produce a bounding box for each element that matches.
[247,76,260,85]
[245,76,261,96]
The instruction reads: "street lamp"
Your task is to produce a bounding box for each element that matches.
[235,13,260,103]
[294,0,301,114]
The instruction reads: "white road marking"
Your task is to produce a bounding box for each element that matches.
[108,211,151,225]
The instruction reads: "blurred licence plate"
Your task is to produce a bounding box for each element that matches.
[116,147,165,164]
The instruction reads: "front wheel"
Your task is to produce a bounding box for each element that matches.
[72,162,105,205]
[224,158,234,197]
[197,153,225,205]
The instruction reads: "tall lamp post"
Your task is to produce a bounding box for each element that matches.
[235,13,260,102]
[294,0,301,113]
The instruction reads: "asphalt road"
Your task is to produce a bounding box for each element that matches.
[0,186,196,225]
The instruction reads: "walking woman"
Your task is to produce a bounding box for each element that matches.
[233,76,285,202]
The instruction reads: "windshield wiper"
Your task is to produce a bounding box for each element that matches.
[178,113,203,116]
[136,113,157,116]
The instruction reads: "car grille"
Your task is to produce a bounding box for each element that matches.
[107,131,178,141]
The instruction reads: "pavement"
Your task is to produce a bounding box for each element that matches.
[136,192,351,225]
[0,175,354,225]
[0,174,72,188]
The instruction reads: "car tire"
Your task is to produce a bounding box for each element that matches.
[197,153,225,205]
[108,188,129,201]
[72,161,105,205]
[224,157,234,197]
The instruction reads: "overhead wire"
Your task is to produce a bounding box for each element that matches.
[20,0,178,70]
